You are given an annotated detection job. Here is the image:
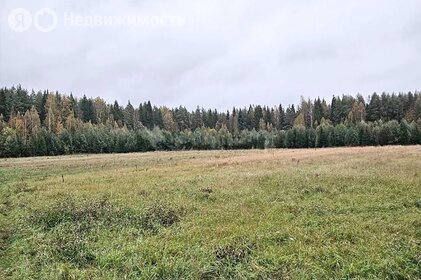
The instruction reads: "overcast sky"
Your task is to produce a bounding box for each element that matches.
[1,0,421,110]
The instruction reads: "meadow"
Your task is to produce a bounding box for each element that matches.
[0,146,420,279]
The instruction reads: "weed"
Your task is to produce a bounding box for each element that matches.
[301,186,326,195]
[0,228,11,255]
[50,224,96,267]
[141,202,180,230]
[214,240,253,264]
[200,188,213,194]
[201,239,254,279]
[14,182,36,194]
[30,197,119,231]
[27,197,181,268]
[138,189,149,196]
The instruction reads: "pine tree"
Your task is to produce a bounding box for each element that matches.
[367,93,382,122]
[143,101,153,129]
[0,88,6,118]
[415,96,421,120]
[299,97,313,128]
[152,106,164,129]
[238,109,247,130]
[284,105,296,130]
[399,119,411,145]
[229,108,239,135]
[111,101,124,126]
[330,96,340,124]
[79,95,95,123]
[124,102,135,129]
[254,105,263,130]
[192,107,203,130]
[313,98,323,126]
[345,127,359,146]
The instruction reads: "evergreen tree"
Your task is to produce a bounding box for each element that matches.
[313,98,323,126]
[0,88,6,118]
[152,106,164,129]
[367,93,382,122]
[399,119,411,145]
[192,107,203,130]
[1,85,420,158]
[79,95,95,123]
[330,96,340,124]
[284,105,296,130]
[345,127,359,146]
[124,102,135,129]
[254,105,263,130]
[275,105,286,130]
[111,101,124,126]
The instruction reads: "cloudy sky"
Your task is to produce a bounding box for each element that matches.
[1,0,421,110]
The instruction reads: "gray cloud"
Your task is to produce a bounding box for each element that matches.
[1,0,421,110]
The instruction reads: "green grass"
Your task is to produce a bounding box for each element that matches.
[0,146,420,279]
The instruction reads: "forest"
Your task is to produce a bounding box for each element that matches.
[0,85,421,157]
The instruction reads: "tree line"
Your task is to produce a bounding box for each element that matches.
[1,85,420,157]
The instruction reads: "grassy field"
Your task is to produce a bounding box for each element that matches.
[0,146,420,279]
